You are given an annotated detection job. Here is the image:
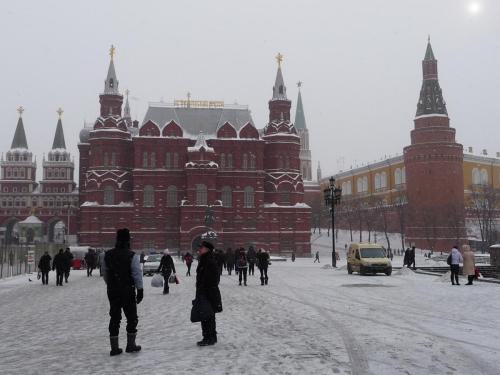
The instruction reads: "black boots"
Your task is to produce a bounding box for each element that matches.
[197,336,216,346]
[126,333,142,353]
[109,336,123,356]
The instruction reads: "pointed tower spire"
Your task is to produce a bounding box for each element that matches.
[52,108,67,149]
[294,82,307,130]
[123,89,132,126]
[416,38,447,117]
[104,44,119,94]
[317,161,322,182]
[272,53,287,100]
[11,106,29,149]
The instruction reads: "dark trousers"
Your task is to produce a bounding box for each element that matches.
[56,270,64,286]
[238,268,247,285]
[64,269,70,283]
[450,264,460,284]
[248,262,255,275]
[218,263,224,276]
[162,271,172,294]
[201,316,217,339]
[314,257,320,263]
[108,287,138,336]
[87,267,94,277]
[186,263,192,276]
[227,264,233,275]
[259,267,268,285]
[467,275,474,285]
[41,271,49,285]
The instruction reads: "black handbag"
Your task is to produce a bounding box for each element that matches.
[190,295,214,323]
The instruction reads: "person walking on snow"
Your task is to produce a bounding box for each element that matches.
[195,241,222,346]
[85,249,97,277]
[236,251,248,286]
[462,244,476,285]
[157,249,176,295]
[247,246,256,276]
[38,251,51,285]
[314,251,320,263]
[256,248,270,285]
[63,247,73,283]
[449,245,463,286]
[184,252,194,276]
[102,228,143,356]
[225,248,234,275]
[409,247,416,270]
[52,249,66,286]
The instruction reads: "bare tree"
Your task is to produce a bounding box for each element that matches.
[373,197,392,250]
[393,190,407,250]
[469,185,499,252]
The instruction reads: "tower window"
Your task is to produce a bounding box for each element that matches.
[244,186,255,208]
[196,184,208,206]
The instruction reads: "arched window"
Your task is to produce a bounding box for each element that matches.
[150,152,156,168]
[242,153,248,169]
[480,169,488,185]
[196,184,207,205]
[381,172,387,189]
[111,152,117,166]
[227,153,233,169]
[402,167,406,184]
[166,186,177,207]
[362,176,368,192]
[250,154,256,170]
[280,184,292,205]
[173,153,179,168]
[143,185,155,207]
[347,181,352,195]
[472,168,480,185]
[220,153,226,169]
[244,186,255,208]
[165,152,171,169]
[142,152,148,168]
[104,186,114,205]
[395,168,402,185]
[374,173,381,190]
[104,152,109,167]
[357,178,363,193]
[221,186,232,207]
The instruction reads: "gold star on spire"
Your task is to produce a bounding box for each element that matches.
[17,106,24,117]
[275,52,283,68]
[297,81,302,89]
[56,107,64,118]
[109,44,116,60]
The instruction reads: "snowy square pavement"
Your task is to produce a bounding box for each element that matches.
[1,259,499,375]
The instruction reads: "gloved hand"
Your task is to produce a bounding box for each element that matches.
[136,288,144,305]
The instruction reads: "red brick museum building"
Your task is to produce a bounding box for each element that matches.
[77,52,311,254]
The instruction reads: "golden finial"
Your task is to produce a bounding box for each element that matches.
[109,44,116,60]
[17,106,24,117]
[56,107,64,118]
[297,81,302,89]
[275,52,284,68]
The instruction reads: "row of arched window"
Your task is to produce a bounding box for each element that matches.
[141,152,180,169]
[46,168,67,179]
[7,153,30,162]
[472,168,488,186]
[341,167,406,195]
[103,152,117,167]
[5,167,28,178]
[220,153,256,170]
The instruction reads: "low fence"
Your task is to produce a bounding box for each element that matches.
[0,244,62,279]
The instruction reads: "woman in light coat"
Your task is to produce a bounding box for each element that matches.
[462,244,476,285]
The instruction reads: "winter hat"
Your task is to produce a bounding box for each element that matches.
[164,249,170,255]
[115,228,131,248]
[200,241,214,251]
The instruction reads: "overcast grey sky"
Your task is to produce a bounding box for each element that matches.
[1,0,499,179]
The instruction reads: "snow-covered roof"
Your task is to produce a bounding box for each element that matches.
[142,102,255,139]
[19,215,43,224]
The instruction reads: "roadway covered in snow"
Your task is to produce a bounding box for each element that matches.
[1,256,499,375]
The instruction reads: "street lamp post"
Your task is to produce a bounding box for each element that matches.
[324,177,342,268]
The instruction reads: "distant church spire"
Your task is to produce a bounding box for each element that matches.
[52,108,67,149]
[294,82,307,130]
[415,38,447,117]
[317,161,322,182]
[104,44,119,95]
[123,89,132,126]
[11,106,29,149]
[272,53,287,100]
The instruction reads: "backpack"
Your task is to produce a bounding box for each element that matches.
[446,254,452,266]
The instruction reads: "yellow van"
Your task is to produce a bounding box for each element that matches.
[347,243,392,276]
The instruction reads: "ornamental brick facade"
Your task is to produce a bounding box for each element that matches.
[77,53,311,255]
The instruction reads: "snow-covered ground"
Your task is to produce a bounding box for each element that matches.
[1,258,500,375]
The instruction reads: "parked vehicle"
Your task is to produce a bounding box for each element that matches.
[69,246,92,270]
[347,243,392,276]
[143,254,162,276]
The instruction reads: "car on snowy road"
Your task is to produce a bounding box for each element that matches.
[347,243,392,276]
[143,254,162,276]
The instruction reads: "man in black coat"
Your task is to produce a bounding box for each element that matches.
[52,249,66,286]
[195,241,222,346]
[85,249,96,277]
[102,228,144,356]
[63,248,73,283]
[38,251,52,285]
[247,246,257,276]
[256,248,270,285]
[157,249,176,295]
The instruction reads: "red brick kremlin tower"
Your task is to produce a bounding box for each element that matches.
[404,39,466,250]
